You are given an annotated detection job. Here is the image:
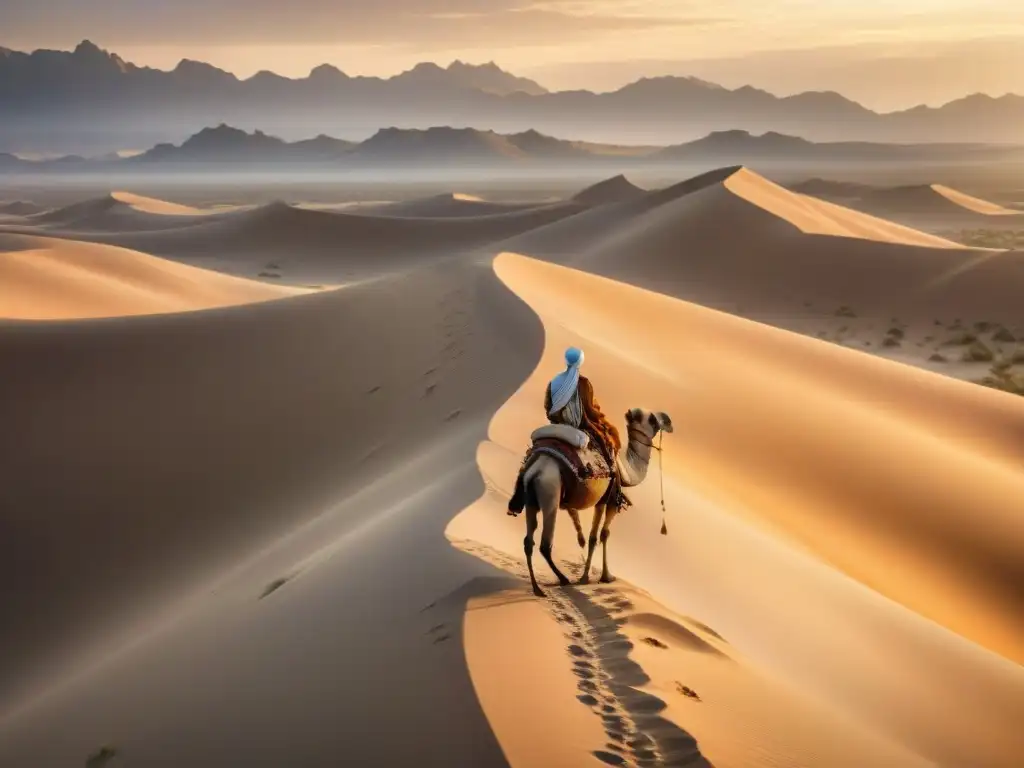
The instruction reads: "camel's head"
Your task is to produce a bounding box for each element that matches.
[624,408,674,438]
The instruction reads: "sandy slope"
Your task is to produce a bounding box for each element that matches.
[0,255,547,768]
[360,192,544,218]
[26,192,217,232]
[56,199,589,285]
[504,167,1024,371]
[0,232,302,319]
[573,174,647,206]
[447,252,1024,768]
[834,183,1024,230]
[931,184,1022,217]
[0,200,44,216]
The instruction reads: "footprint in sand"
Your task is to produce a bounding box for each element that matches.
[674,683,702,702]
[259,576,290,600]
[85,746,118,768]
[593,749,628,766]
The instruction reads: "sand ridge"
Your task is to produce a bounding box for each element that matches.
[0,232,303,319]
[25,192,220,232]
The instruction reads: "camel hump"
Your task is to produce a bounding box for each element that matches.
[531,424,590,449]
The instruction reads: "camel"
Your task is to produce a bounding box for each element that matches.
[519,407,673,597]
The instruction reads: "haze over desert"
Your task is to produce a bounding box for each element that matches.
[1,14,1024,768]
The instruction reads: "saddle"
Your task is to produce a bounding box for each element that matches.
[527,425,614,484]
[507,424,625,515]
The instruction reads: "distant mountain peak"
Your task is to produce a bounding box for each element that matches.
[73,40,104,56]
[308,63,347,80]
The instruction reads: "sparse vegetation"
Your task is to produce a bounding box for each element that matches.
[976,373,1024,396]
[945,228,1024,249]
[993,326,1017,343]
[929,352,948,362]
[942,331,978,347]
[882,336,901,348]
[835,305,856,318]
[886,326,905,341]
[258,271,281,279]
[962,341,995,363]
[86,746,118,768]
[974,320,996,333]
[1010,349,1024,364]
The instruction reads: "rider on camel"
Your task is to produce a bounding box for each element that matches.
[507,347,626,515]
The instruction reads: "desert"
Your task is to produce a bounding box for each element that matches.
[1,31,1023,768]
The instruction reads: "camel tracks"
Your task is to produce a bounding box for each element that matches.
[450,537,711,767]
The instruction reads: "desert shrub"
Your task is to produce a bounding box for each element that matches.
[942,332,977,346]
[929,352,947,362]
[882,336,901,348]
[975,320,995,333]
[886,326,905,340]
[976,373,1024,396]
[992,326,1017,343]
[963,341,995,362]
[835,305,856,318]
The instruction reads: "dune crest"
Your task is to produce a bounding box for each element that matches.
[28,192,215,232]
[723,167,962,246]
[931,184,1021,216]
[0,233,304,319]
[572,174,646,206]
[107,191,202,216]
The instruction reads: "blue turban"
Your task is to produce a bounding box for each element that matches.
[548,346,585,416]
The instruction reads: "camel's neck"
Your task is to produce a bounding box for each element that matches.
[617,427,656,488]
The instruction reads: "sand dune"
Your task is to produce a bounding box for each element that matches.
[930,184,1022,217]
[0,256,545,767]
[572,174,646,206]
[830,183,1024,230]
[2,169,1023,768]
[65,199,588,285]
[361,192,543,218]
[0,232,302,319]
[448,252,1024,768]
[506,166,1024,336]
[0,200,44,216]
[27,192,215,232]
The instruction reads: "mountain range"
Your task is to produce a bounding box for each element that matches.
[4,41,1024,155]
[4,124,1022,174]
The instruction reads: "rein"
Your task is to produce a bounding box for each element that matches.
[627,425,668,536]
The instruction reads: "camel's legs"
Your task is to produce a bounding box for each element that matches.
[567,509,585,548]
[599,506,620,583]
[579,504,605,585]
[524,507,544,597]
[539,505,571,587]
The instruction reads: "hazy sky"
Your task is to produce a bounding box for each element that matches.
[4,0,1023,109]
